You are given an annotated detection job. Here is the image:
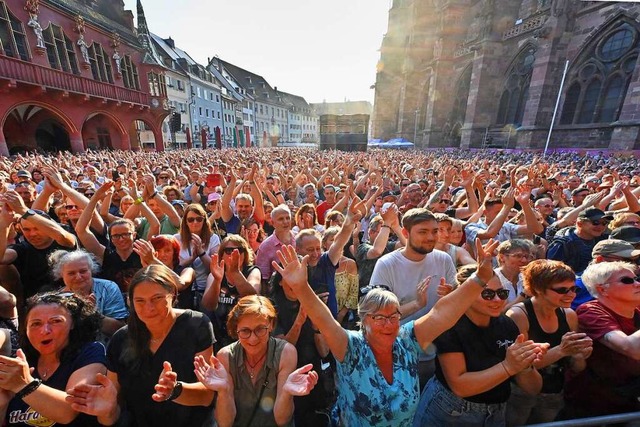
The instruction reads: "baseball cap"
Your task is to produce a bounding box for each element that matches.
[207,193,221,203]
[380,190,398,200]
[571,187,589,196]
[610,226,640,244]
[578,208,613,222]
[592,239,640,259]
[171,200,186,208]
[402,164,415,174]
[16,170,31,178]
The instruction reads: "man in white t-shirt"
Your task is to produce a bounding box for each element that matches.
[369,208,456,388]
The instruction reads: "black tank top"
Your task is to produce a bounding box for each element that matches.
[523,298,570,393]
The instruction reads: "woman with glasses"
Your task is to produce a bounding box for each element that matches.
[193,295,318,427]
[241,217,265,254]
[202,235,261,350]
[175,204,220,310]
[271,239,518,426]
[563,261,640,419]
[66,264,216,427]
[609,212,640,230]
[505,260,592,425]
[0,292,106,426]
[495,239,535,309]
[414,264,546,427]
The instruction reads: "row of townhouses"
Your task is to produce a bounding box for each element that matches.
[0,0,318,155]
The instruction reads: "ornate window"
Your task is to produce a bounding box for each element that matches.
[451,66,472,125]
[560,22,639,125]
[147,72,166,97]
[0,2,29,61]
[42,24,79,74]
[121,55,140,90]
[88,42,113,83]
[496,48,534,126]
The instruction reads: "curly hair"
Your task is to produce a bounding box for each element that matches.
[21,292,101,366]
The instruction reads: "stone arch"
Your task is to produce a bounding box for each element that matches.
[81,111,127,150]
[130,118,157,151]
[2,102,77,153]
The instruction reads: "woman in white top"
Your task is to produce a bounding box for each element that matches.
[175,204,220,298]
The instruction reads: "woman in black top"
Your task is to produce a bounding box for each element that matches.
[506,260,592,425]
[66,264,215,427]
[414,265,546,427]
[201,235,261,351]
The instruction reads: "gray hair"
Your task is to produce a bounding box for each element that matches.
[48,249,99,281]
[581,261,636,298]
[357,288,400,332]
[271,203,291,220]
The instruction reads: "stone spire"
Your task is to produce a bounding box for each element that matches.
[136,0,161,65]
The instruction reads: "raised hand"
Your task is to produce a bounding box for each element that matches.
[437,277,454,298]
[282,364,318,397]
[475,238,499,283]
[416,276,431,307]
[194,355,230,392]
[503,334,548,375]
[209,253,225,282]
[66,373,118,417]
[133,239,156,266]
[152,361,178,402]
[272,245,308,292]
[501,187,516,209]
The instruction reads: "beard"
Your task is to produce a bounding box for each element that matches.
[409,240,434,255]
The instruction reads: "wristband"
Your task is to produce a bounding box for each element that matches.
[168,381,183,401]
[134,196,144,205]
[16,378,42,399]
[469,273,488,288]
[198,251,206,258]
[380,224,391,229]
[500,362,513,377]
[150,191,158,199]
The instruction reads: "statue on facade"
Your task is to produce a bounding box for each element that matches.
[27,14,45,49]
[112,50,122,75]
[77,36,90,64]
[433,38,443,59]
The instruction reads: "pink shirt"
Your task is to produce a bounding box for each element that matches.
[255,231,296,281]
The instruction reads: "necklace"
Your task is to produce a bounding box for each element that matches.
[149,316,177,344]
[245,350,268,379]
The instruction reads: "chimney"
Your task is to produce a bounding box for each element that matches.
[164,37,175,48]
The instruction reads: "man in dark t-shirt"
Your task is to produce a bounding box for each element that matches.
[0,194,77,300]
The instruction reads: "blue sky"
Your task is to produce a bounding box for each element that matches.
[124,0,391,104]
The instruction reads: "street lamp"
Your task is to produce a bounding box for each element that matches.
[414,109,420,145]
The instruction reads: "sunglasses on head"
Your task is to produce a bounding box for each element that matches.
[186,217,204,223]
[481,288,510,301]
[222,247,245,255]
[617,276,640,285]
[549,285,579,294]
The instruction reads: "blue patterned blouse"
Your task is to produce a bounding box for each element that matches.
[334,321,421,426]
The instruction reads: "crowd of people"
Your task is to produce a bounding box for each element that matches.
[0,146,637,426]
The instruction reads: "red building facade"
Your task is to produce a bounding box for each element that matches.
[0,0,168,156]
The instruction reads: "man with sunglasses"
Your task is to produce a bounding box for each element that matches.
[564,261,640,419]
[547,208,612,275]
[569,239,640,310]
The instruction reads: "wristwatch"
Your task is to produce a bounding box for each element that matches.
[20,209,37,220]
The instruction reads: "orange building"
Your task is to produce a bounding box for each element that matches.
[0,0,168,155]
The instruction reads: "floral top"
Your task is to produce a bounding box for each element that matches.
[334,321,421,426]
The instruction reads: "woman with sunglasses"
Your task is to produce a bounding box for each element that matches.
[202,235,261,350]
[175,204,220,310]
[0,292,106,426]
[563,261,640,419]
[193,295,318,427]
[414,264,547,427]
[66,264,216,427]
[505,260,592,425]
[271,239,525,426]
